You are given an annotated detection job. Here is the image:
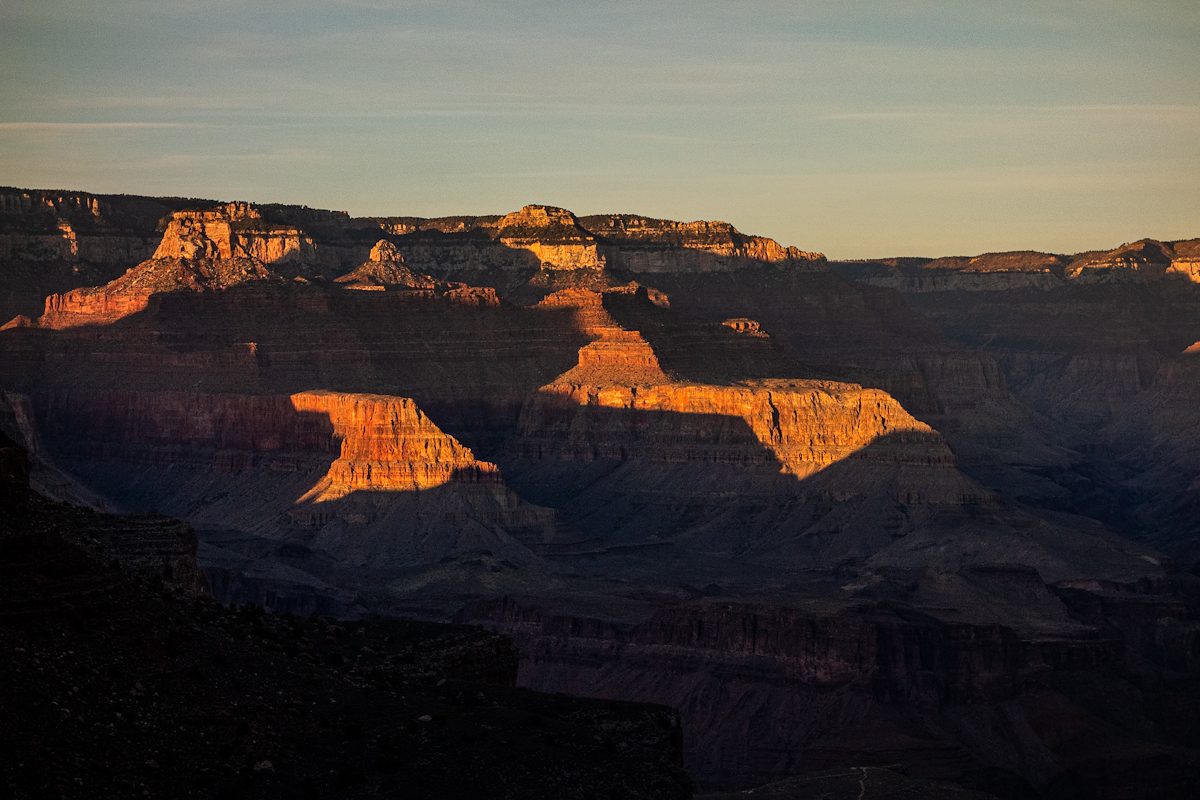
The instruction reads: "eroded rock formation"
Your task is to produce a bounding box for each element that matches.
[3,187,1199,797]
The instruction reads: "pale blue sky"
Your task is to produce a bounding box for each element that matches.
[2,1,1197,257]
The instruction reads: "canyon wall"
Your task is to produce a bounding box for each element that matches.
[831,238,1200,293]
[30,389,555,570]
[3,188,1200,797]
[0,187,210,319]
[460,593,1200,797]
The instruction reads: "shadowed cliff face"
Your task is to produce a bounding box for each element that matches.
[459,592,1200,797]
[852,281,1200,562]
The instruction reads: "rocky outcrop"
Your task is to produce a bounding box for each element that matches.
[535,287,670,384]
[377,205,824,281]
[289,390,500,498]
[0,188,214,320]
[30,389,557,568]
[32,202,327,328]
[150,202,321,265]
[38,257,281,328]
[334,240,436,290]
[1064,238,1200,284]
[377,205,605,279]
[581,214,827,273]
[494,205,605,271]
[517,381,948,480]
[30,201,400,327]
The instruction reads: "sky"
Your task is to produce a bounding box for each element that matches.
[1,1,1197,258]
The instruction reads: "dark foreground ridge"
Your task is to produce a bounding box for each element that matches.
[0,431,691,800]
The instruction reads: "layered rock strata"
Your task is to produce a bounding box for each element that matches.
[830,238,1200,292]
[0,188,215,319]
[579,214,827,273]
[31,389,555,569]
[461,593,1200,797]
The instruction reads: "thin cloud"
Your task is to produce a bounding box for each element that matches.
[0,121,199,131]
[820,104,1200,122]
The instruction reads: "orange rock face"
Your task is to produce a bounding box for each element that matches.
[495,206,605,271]
[520,381,949,480]
[581,214,826,273]
[28,387,554,567]
[290,390,500,500]
[40,287,155,328]
[151,203,318,265]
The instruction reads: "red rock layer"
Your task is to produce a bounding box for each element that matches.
[580,214,827,273]
[32,389,555,567]
[519,381,950,481]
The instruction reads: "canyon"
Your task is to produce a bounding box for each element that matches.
[2,186,1199,798]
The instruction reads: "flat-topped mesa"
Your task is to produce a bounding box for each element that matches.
[151,202,320,265]
[578,214,827,273]
[377,205,825,278]
[496,204,588,237]
[372,205,605,277]
[835,240,1200,291]
[520,381,955,481]
[493,205,605,272]
[927,251,1069,274]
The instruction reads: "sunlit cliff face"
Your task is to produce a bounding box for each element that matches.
[290,390,500,504]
